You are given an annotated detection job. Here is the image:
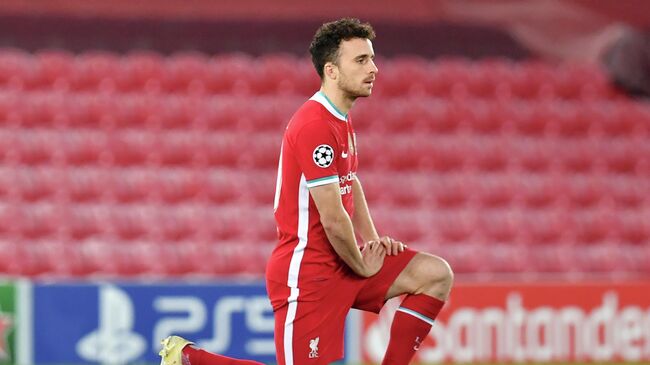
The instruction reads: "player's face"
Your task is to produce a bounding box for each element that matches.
[334,38,378,98]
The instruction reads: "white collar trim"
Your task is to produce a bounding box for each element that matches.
[309,92,347,122]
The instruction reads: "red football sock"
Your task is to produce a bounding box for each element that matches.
[183,345,264,365]
[381,294,445,365]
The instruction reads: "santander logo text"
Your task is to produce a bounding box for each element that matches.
[363,284,650,364]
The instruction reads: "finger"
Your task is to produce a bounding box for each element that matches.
[376,243,387,257]
[379,238,391,252]
[397,241,405,252]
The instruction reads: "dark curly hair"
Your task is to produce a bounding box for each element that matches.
[309,18,376,80]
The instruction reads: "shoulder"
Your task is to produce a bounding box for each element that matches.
[287,100,332,137]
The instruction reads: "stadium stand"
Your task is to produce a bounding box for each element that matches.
[0,49,648,279]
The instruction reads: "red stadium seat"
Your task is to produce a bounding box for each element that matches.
[433,242,484,274]
[0,239,19,274]
[518,174,564,209]
[204,53,254,95]
[65,94,112,129]
[372,207,428,244]
[431,174,470,209]
[18,203,62,240]
[157,168,203,204]
[17,93,67,129]
[615,210,650,245]
[528,244,574,273]
[431,209,475,243]
[205,205,248,241]
[66,167,110,202]
[69,52,120,92]
[378,57,432,97]
[157,131,200,167]
[0,202,18,238]
[473,174,514,208]
[154,205,202,241]
[116,51,165,93]
[483,243,528,273]
[510,138,557,173]
[109,204,155,241]
[65,204,110,240]
[519,208,569,245]
[74,239,120,276]
[15,130,60,166]
[34,50,75,91]
[242,170,276,206]
[0,166,14,200]
[240,206,277,243]
[558,140,601,174]
[205,170,242,204]
[427,59,471,98]
[465,137,511,172]
[61,130,108,166]
[469,59,515,99]
[567,175,605,208]
[104,94,158,130]
[107,130,155,166]
[573,207,615,245]
[0,48,34,90]
[15,167,61,202]
[162,52,209,94]
[203,132,245,167]
[574,243,620,273]
[110,168,153,203]
[236,133,281,170]
[250,54,301,95]
[155,96,201,130]
[608,176,647,208]
[475,209,518,243]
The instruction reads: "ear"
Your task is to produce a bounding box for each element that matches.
[324,62,338,81]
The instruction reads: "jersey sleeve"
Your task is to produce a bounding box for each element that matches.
[293,120,340,188]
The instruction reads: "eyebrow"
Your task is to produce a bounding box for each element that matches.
[355,54,375,60]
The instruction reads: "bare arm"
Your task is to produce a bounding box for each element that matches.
[351,176,407,256]
[310,182,384,278]
[351,177,380,242]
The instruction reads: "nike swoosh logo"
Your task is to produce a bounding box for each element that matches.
[341,151,348,158]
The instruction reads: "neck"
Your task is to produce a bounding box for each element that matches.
[320,84,354,116]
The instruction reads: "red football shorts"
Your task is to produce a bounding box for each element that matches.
[267,248,417,365]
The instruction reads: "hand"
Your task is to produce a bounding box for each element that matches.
[360,240,386,277]
[375,236,407,256]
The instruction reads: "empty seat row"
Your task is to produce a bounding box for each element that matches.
[2,91,647,137]
[0,239,273,277]
[1,238,646,278]
[0,202,276,242]
[0,49,623,100]
[1,198,647,246]
[361,171,649,209]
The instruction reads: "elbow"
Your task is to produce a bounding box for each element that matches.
[320,213,346,233]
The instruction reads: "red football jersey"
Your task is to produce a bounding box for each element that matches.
[267,91,359,298]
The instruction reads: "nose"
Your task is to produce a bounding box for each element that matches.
[369,59,378,74]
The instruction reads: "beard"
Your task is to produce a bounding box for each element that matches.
[337,73,372,100]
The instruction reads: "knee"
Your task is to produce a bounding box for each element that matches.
[433,255,454,289]
[419,254,454,299]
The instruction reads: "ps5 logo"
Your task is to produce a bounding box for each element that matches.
[153,295,275,356]
[74,284,274,363]
[76,285,147,364]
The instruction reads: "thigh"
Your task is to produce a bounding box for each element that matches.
[384,251,453,300]
[352,248,417,313]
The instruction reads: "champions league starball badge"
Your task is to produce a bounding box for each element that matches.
[313,144,334,168]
